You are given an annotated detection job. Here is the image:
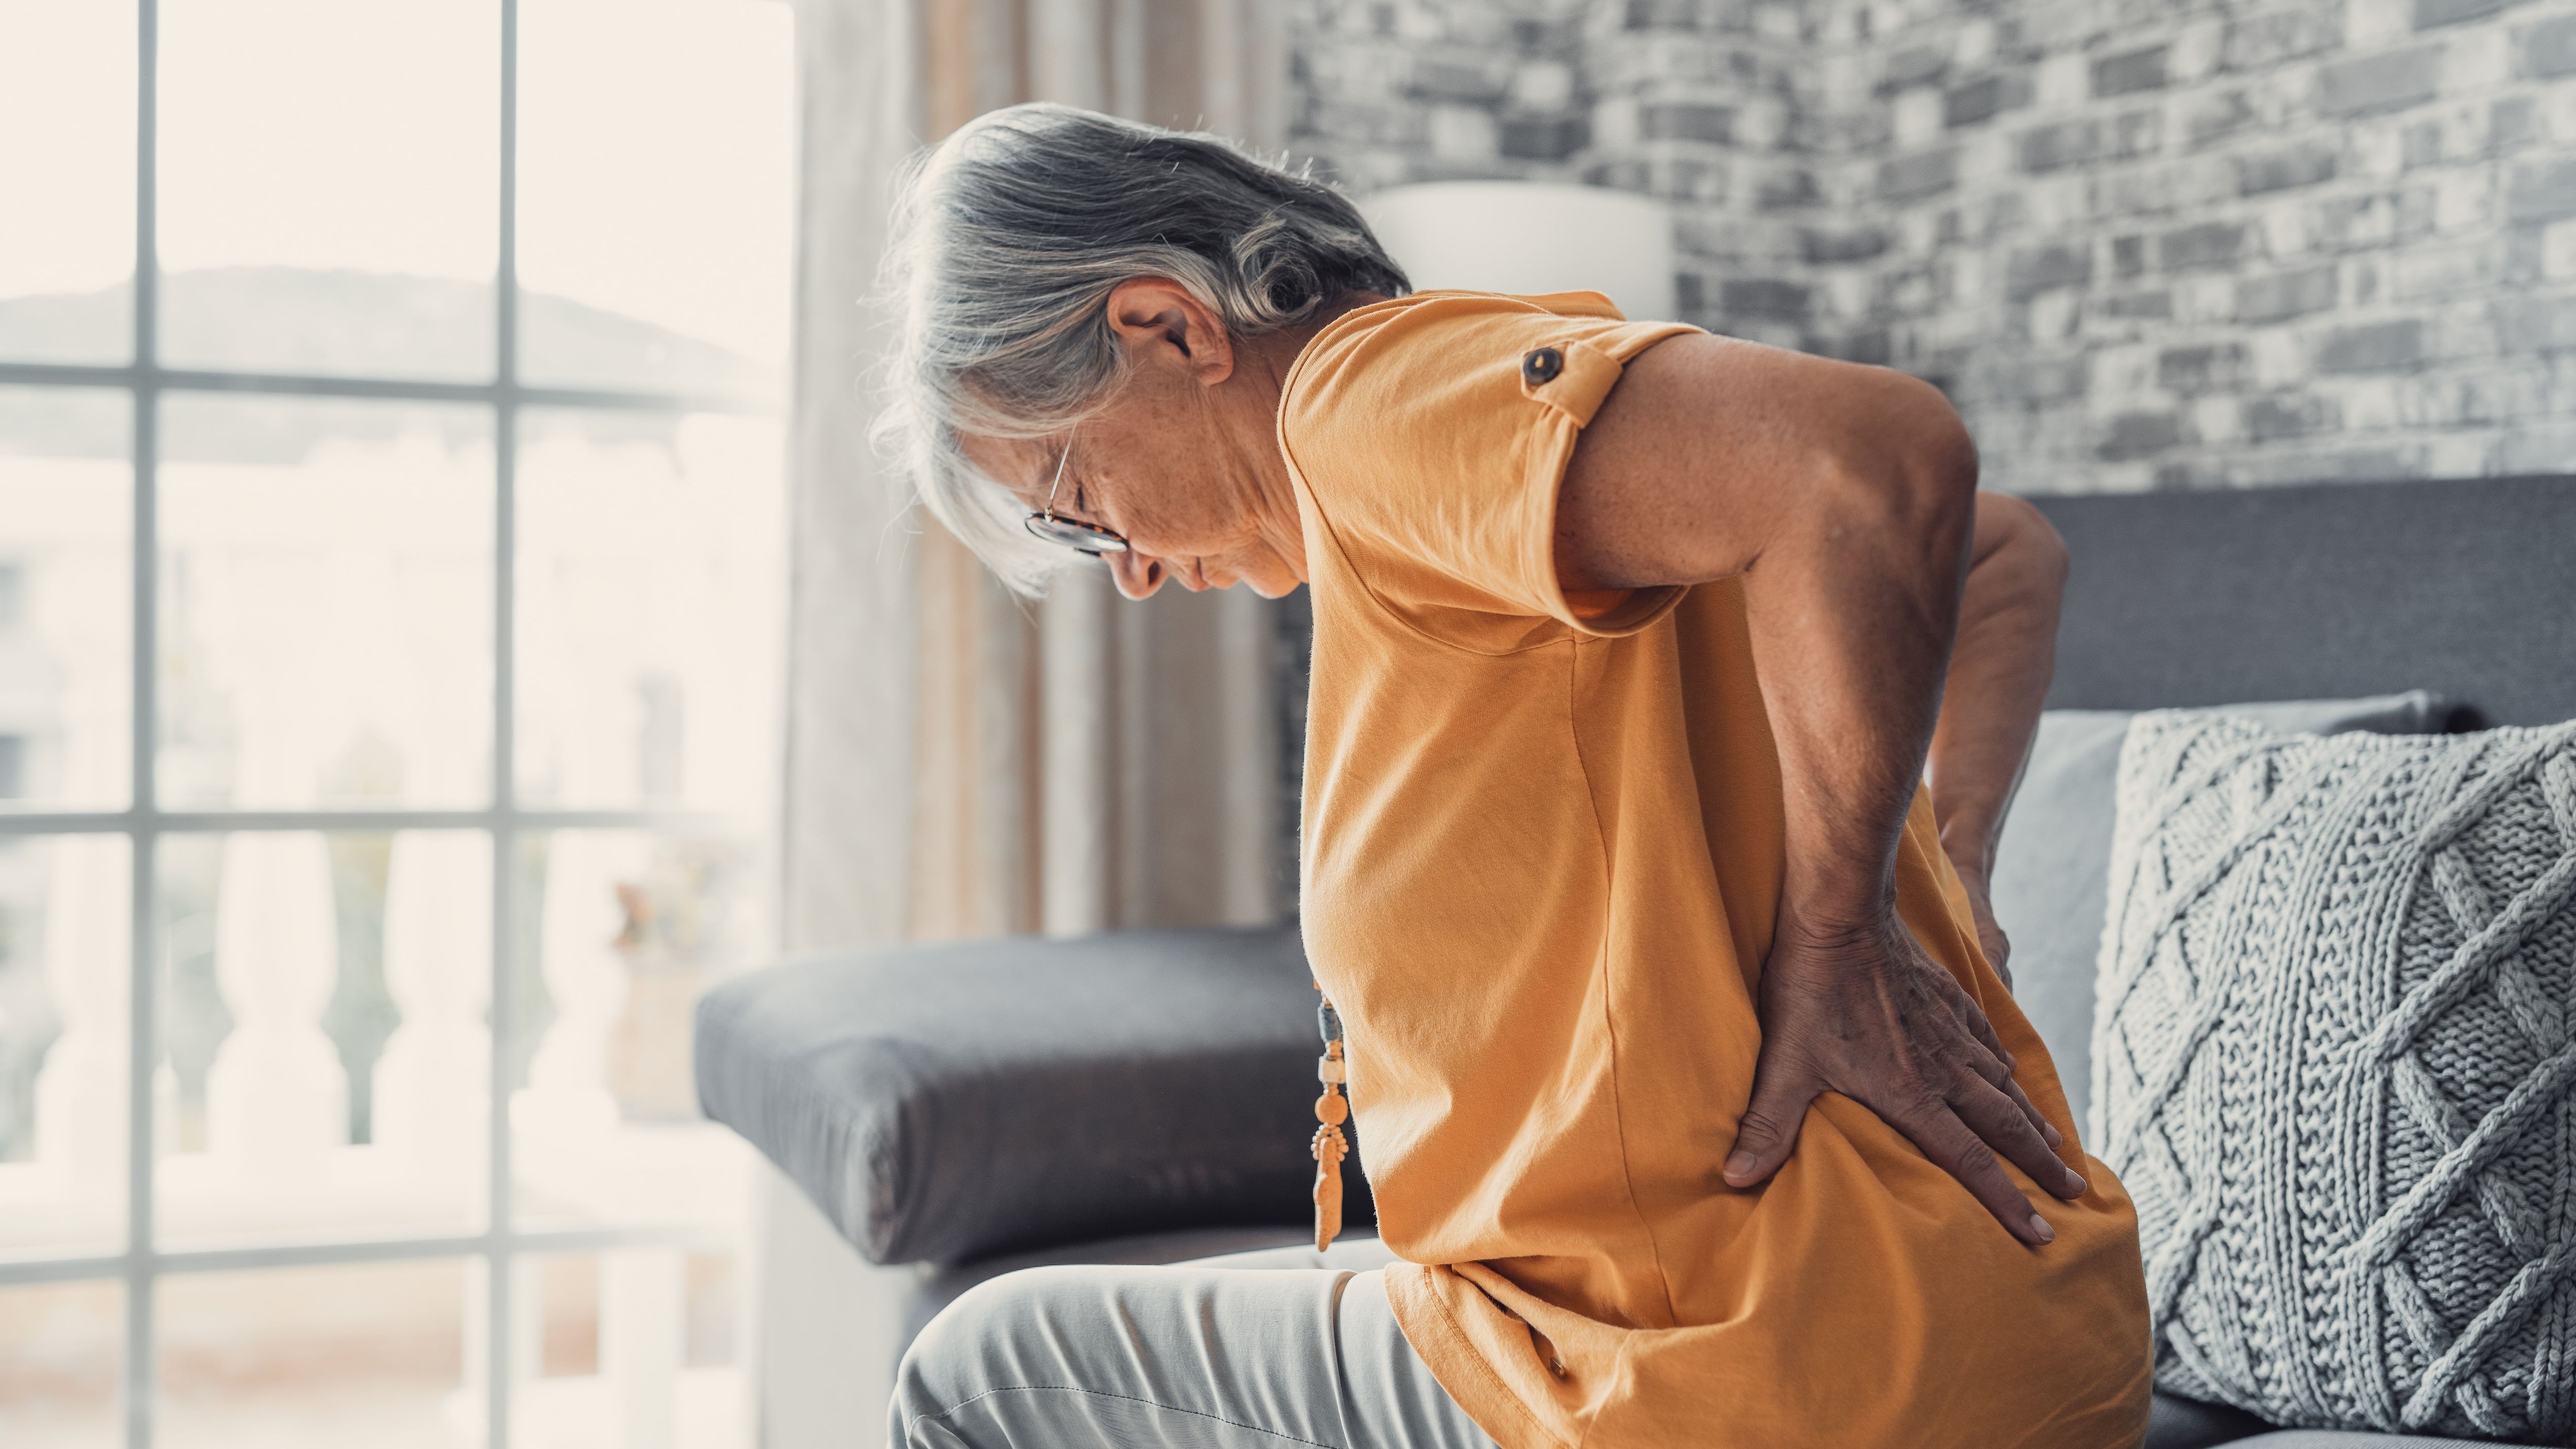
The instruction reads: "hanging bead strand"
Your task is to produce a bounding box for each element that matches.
[1313,988,1350,1252]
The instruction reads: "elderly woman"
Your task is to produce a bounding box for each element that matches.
[875,104,2153,1449]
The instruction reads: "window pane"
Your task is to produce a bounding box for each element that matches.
[0,1279,121,1449]
[0,835,131,1263]
[517,0,792,398]
[516,412,785,815]
[158,1,499,380]
[513,1252,747,1449]
[158,831,490,1252]
[160,396,493,809]
[160,1259,467,1449]
[0,4,135,365]
[0,388,134,811]
[508,829,762,1236]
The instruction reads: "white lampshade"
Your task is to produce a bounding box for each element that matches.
[1355,181,1679,323]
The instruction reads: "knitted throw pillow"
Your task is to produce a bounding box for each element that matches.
[2095,710,2576,1441]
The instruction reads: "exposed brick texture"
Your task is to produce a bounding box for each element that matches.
[1289,0,2576,492]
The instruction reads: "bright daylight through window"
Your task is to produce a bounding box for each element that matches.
[0,3,794,1445]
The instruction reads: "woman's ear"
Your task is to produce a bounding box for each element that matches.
[1105,278,1235,385]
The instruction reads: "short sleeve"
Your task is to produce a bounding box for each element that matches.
[1277,291,1704,653]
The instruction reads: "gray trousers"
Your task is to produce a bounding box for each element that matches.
[889,1236,1499,1449]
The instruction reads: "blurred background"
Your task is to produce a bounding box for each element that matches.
[11,0,2576,1442]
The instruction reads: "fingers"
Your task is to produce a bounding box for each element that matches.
[1886,1081,2081,1240]
[1723,1048,1821,1189]
[1875,995,2084,1243]
[1999,1072,2064,1152]
[1953,1073,2087,1203]
[1953,1026,2064,1155]
[1938,981,2061,1152]
[1889,1092,2056,1247]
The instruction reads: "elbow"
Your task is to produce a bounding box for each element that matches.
[2023,497,2072,594]
[1976,490,2072,612]
[1825,371,1979,565]
[1889,372,1979,536]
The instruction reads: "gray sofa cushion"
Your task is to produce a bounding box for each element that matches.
[694,925,1362,1267]
[1994,693,2455,1135]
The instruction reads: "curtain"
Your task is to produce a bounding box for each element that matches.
[783,0,1292,953]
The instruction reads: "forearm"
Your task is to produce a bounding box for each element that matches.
[1556,341,2074,1226]
[1742,382,1979,930]
[1724,390,2083,1230]
[1924,494,2068,892]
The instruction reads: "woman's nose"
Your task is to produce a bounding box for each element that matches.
[1109,551,1165,600]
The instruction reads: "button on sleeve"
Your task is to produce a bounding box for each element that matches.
[1516,338,1629,427]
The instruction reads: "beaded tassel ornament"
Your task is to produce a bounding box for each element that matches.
[1313,987,1349,1253]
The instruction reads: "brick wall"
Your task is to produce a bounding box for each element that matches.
[1289,0,2576,492]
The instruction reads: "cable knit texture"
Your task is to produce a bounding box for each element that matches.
[2096,711,2576,1441]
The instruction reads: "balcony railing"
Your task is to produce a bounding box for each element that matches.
[0,825,750,1446]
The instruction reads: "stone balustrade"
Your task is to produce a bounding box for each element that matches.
[0,827,748,1446]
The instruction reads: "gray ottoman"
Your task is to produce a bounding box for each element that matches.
[693,924,1363,1280]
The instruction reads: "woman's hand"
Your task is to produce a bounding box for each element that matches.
[1950,861,2014,990]
[1926,491,2069,998]
[1722,910,2084,1246]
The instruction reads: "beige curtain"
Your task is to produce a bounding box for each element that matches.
[784,0,1291,953]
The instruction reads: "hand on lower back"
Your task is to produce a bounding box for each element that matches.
[1720,909,2082,1246]
[1957,871,2014,991]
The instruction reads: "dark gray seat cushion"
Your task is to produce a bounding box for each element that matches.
[2149,1385,2518,1444]
[2230,1435,2532,1446]
[694,925,1364,1266]
[2140,1389,2534,1447]
[2148,1391,2278,1447]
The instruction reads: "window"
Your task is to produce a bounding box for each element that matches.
[0,4,794,1446]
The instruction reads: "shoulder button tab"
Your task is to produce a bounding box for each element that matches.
[1521,347,1564,386]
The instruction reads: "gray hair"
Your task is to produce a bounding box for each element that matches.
[870,103,1411,593]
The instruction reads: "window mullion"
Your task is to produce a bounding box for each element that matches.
[0,360,766,418]
[124,1,161,1446]
[0,807,735,838]
[487,1,522,1444]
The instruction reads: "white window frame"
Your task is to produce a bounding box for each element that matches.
[0,3,776,1443]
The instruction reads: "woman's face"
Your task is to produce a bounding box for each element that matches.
[962,279,1309,601]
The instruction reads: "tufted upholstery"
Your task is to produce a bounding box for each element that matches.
[2097,712,2576,1440]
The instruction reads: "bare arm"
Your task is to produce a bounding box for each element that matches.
[1556,335,2084,1246]
[1925,495,2070,987]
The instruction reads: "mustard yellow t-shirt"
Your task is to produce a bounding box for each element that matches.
[1278,289,2153,1449]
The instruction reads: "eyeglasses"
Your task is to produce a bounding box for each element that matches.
[1023,437,1129,556]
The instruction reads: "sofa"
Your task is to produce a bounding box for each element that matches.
[696,473,2576,1447]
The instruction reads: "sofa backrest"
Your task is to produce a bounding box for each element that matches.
[2029,475,2576,727]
